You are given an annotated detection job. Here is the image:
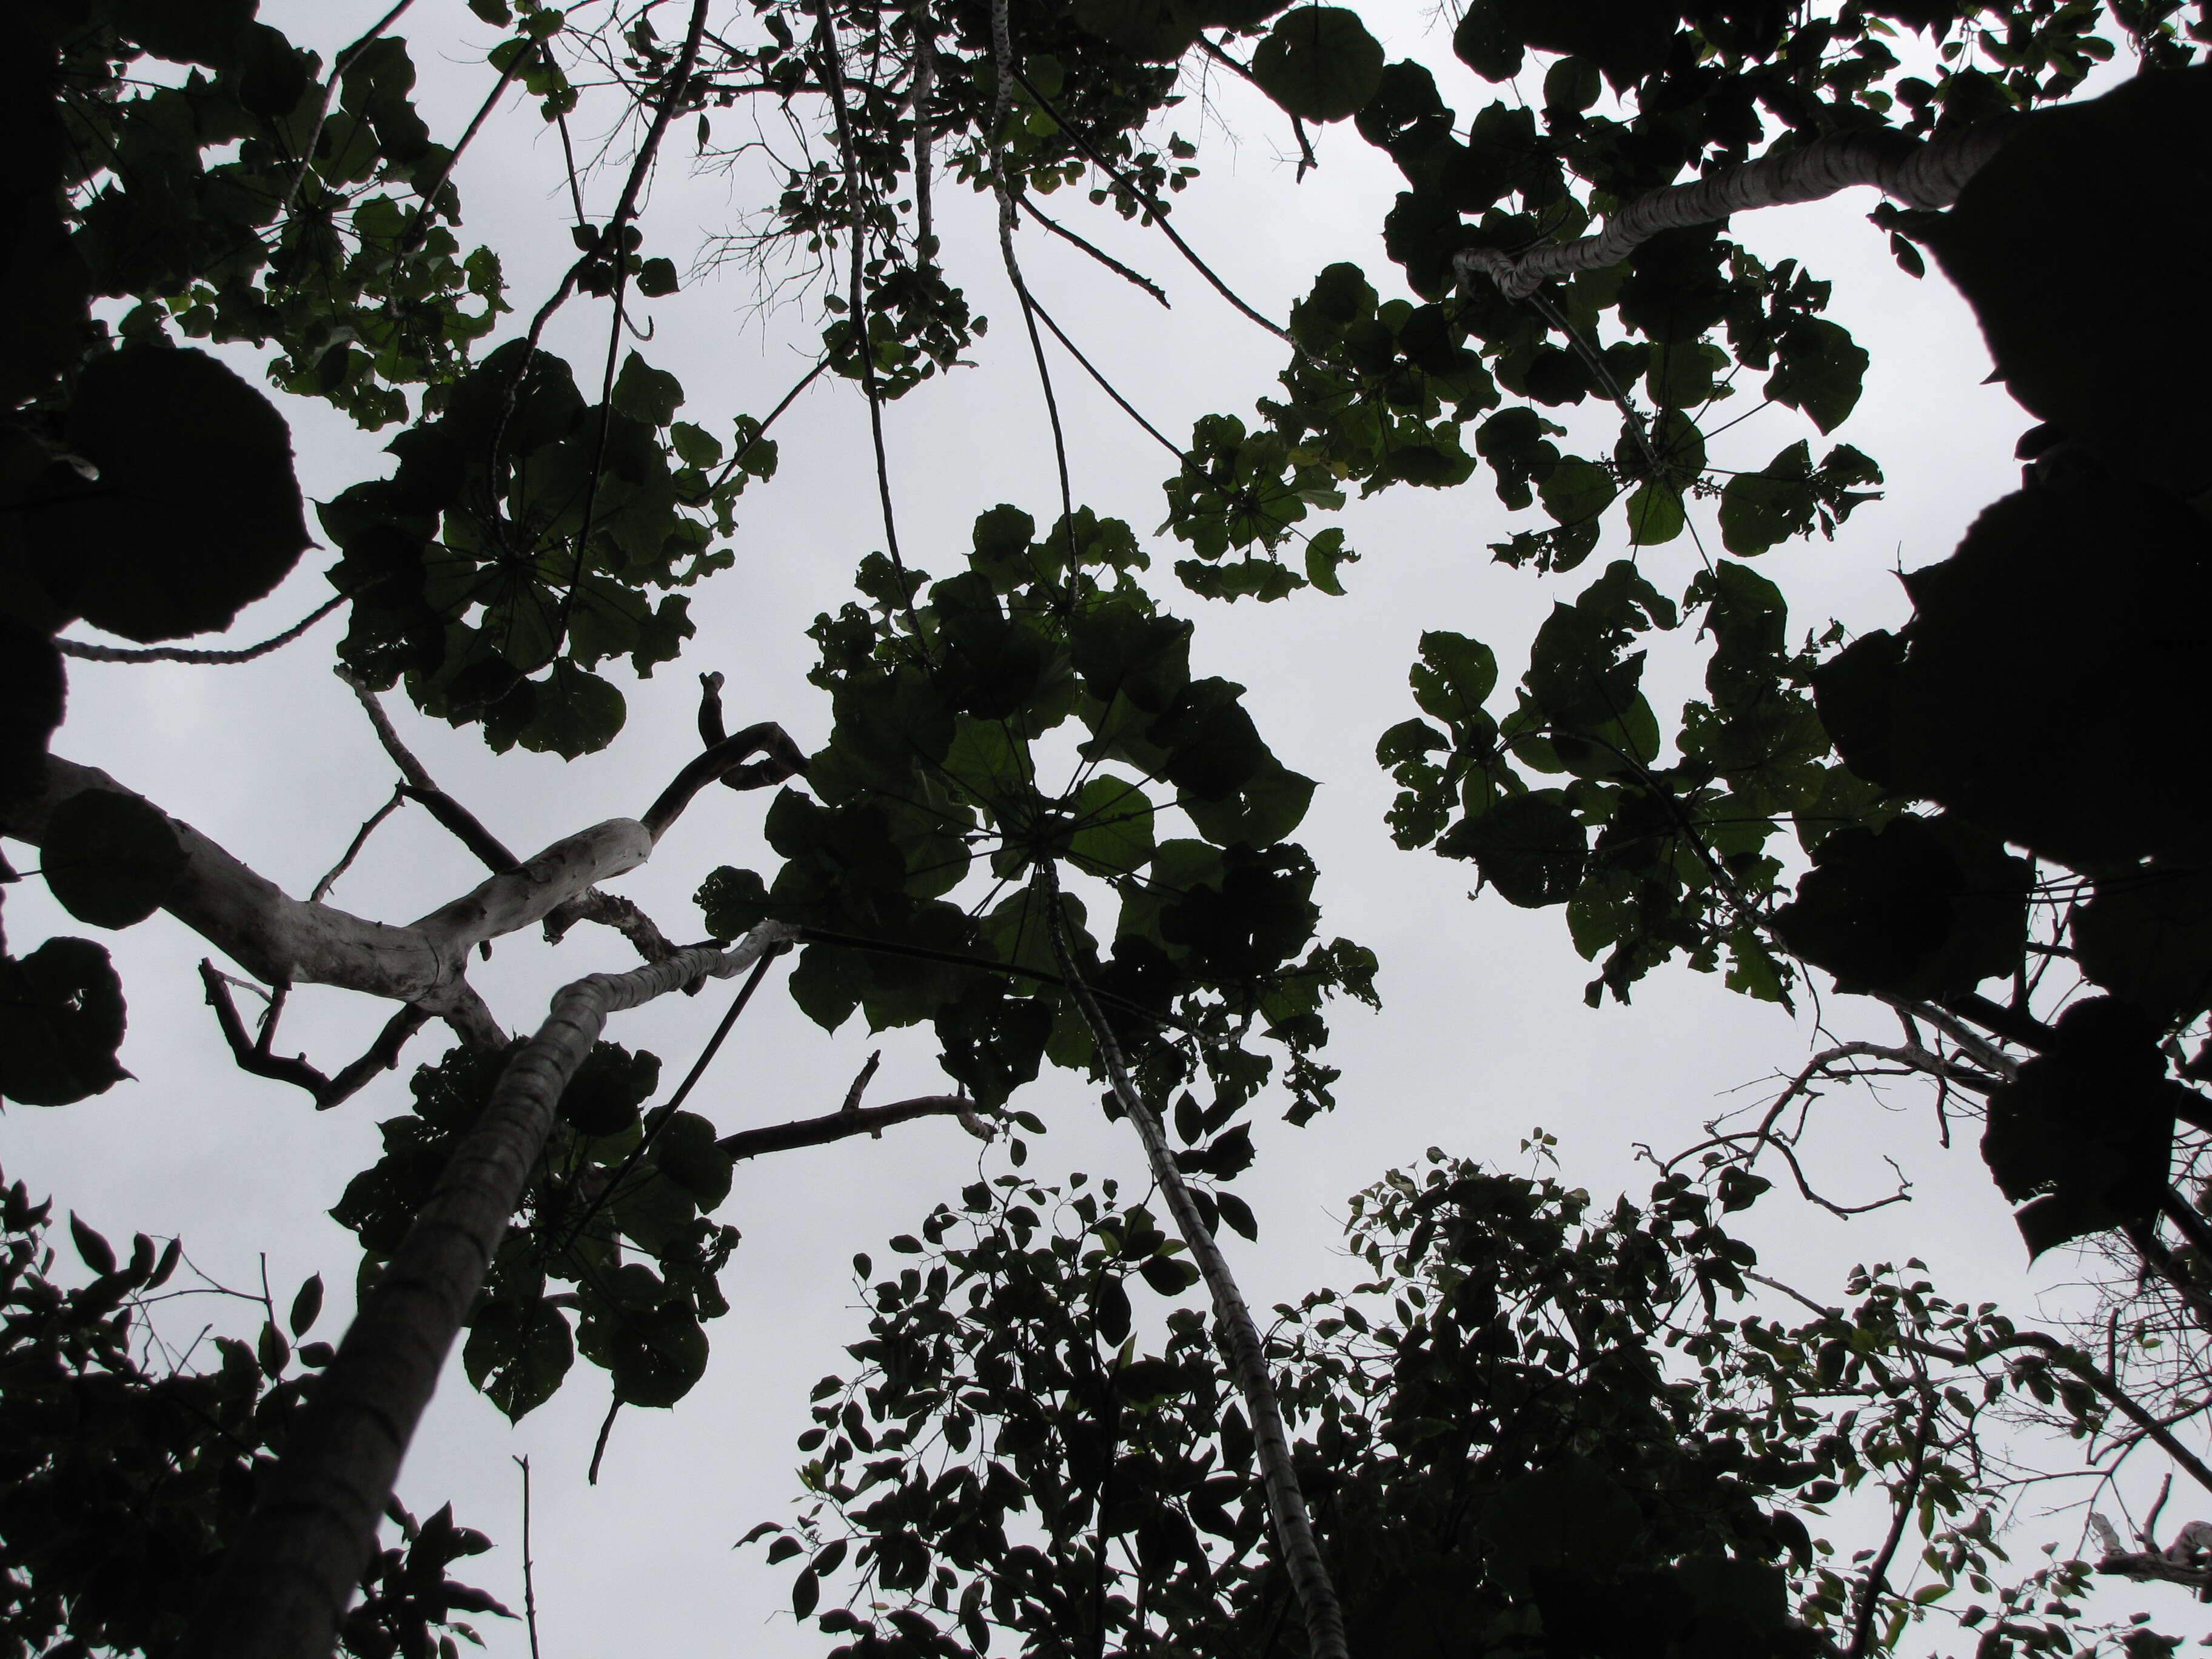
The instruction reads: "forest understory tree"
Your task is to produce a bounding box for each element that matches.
[1,0,2209,1654]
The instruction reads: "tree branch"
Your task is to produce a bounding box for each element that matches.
[717,1093,992,1159]
[1017,195,1170,307]
[1847,1389,1936,1659]
[56,592,349,664]
[199,959,439,1109]
[4,759,646,1033]
[180,923,797,1659]
[1456,115,2024,300]
[1748,1271,2212,1502]
[639,721,809,841]
[338,669,520,873]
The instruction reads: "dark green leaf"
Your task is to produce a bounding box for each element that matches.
[1445,790,1586,908]
[40,788,184,929]
[69,1212,116,1275]
[289,1274,324,1337]
[0,938,127,1106]
[1253,7,1386,122]
[28,347,310,643]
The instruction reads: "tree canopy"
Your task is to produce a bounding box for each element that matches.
[2,0,2210,1653]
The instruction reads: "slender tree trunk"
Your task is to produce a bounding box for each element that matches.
[1037,860,1349,1659]
[178,923,795,1659]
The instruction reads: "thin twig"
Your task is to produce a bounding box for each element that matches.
[552,186,642,657]
[588,1398,622,1486]
[514,1456,543,1659]
[395,45,531,258]
[1747,1270,2212,1501]
[488,0,710,521]
[57,593,348,664]
[1847,1386,1936,1659]
[1026,293,1182,456]
[696,356,831,497]
[337,668,521,872]
[988,0,1075,551]
[813,0,928,653]
[1007,64,1297,350]
[312,788,406,902]
[284,1,419,215]
[554,947,788,1261]
[1017,195,1169,307]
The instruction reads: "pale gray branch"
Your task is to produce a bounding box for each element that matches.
[3,759,649,1039]
[1456,115,2022,300]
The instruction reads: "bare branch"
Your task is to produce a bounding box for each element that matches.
[1017,195,1170,307]
[4,758,648,1021]
[541,888,679,960]
[640,722,809,842]
[1749,1271,2212,1503]
[312,789,406,903]
[841,1049,882,1114]
[2090,1513,2212,1592]
[57,593,348,664]
[199,960,434,1110]
[717,1093,990,1160]
[338,669,520,874]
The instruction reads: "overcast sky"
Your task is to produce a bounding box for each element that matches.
[4,4,2179,1652]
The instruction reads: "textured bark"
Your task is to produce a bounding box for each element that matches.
[1037,861,1349,1659]
[178,923,797,1659]
[1456,115,2023,300]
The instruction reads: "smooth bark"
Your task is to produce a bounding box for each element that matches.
[178,922,796,1659]
[1037,860,1349,1659]
[1456,115,2022,300]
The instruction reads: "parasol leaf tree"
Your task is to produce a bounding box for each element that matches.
[0,0,2207,1652]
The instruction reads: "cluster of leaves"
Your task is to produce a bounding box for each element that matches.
[0,1163,506,1659]
[1,0,325,1107]
[331,1040,745,1419]
[753,1144,2176,1655]
[695,501,1378,1125]
[1104,0,2212,1265]
[1378,556,1895,1010]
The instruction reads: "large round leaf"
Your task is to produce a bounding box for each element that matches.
[1073,0,1203,61]
[31,346,310,643]
[0,937,127,1106]
[41,788,185,929]
[597,1304,710,1408]
[464,1299,575,1422]
[112,0,255,64]
[1253,7,1385,122]
[1445,788,1587,908]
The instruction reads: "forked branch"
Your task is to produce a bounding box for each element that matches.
[180,923,798,1659]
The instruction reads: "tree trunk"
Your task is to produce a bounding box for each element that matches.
[1037,860,1349,1659]
[178,923,795,1659]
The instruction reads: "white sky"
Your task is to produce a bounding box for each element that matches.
[6,2,2196,1652]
